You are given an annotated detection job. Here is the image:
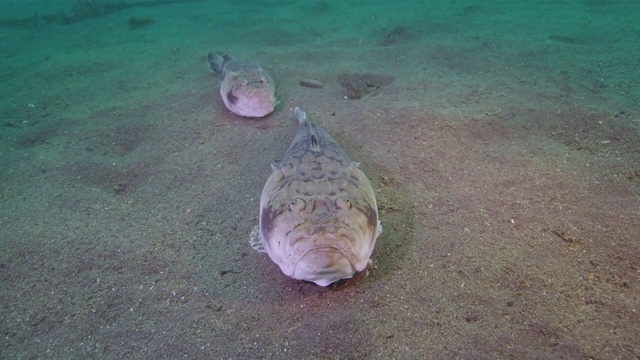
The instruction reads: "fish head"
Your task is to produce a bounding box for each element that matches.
[219,65,276,118]
[259,169,379,286]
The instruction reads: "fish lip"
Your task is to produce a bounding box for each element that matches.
[290,220,359,259]
[291,244,359,283]
[299,245,353,262]
[291,233,360,270]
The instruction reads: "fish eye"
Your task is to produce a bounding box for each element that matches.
[226,91,238,105]
[289,198,306,212]
[336,197,351,210]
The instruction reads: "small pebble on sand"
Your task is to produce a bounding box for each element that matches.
[299,79,324,89]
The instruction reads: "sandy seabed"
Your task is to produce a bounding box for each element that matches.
[1,1,638,358]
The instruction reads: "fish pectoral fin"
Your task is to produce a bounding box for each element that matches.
[377,220,383,235]
[249,225,266,252]
[269,167,285,183]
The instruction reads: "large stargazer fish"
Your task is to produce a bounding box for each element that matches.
[250,107,382,286]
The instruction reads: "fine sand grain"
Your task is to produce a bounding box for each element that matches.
[1,1,638,358]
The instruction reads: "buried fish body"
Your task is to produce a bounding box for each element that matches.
[207,52,277,118]
[250,107,382,286]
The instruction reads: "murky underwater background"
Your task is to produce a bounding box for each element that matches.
[1,0,639,358]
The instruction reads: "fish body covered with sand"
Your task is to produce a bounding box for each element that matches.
[250,107,382,286]
[207,52,277,118]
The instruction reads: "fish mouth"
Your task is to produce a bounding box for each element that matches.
[289,232,363,286]
[291,221,360,261]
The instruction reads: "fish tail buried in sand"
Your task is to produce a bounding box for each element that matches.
[250,107,382,286]
[207,52,277,118]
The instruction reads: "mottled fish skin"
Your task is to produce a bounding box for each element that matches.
[207,52,277,118]
[250,107,381,286]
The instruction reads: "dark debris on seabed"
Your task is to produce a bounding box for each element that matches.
[0,0,199,29]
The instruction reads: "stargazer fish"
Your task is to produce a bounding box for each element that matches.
[207,52,277,118]
[250,107,382,286]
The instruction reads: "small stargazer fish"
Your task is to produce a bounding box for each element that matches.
[207,52,277,118]
[250,107,382,286]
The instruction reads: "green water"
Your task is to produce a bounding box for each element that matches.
[1,1,638,358]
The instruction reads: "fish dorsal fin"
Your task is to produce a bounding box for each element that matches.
[294,107,307,124]
[310,134,319,152]
[294,107,321,152]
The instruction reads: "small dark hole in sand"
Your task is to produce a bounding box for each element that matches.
[338,73,394,100]
[548,34,586,45]
[128,16,155,30]
[113,182,127,194]
[380,25,417,46]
